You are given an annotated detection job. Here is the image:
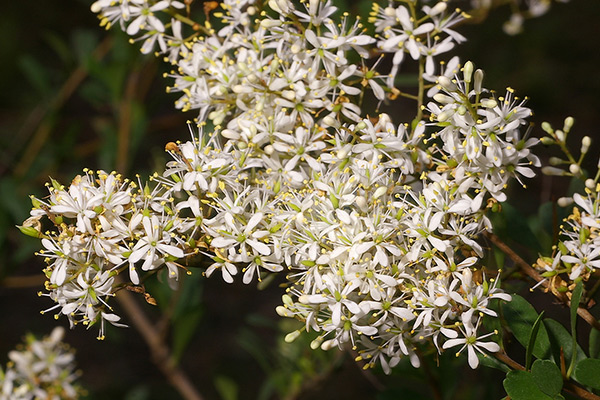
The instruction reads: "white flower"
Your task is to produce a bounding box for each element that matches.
[129,215,185,273]
[442,317,500,368]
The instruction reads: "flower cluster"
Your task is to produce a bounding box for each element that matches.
[23,0,543,372]
[370,1,466,87]
[91,0,187,60]
[0,327,81,400]
[534,119,600,292]
[23,170,191,339]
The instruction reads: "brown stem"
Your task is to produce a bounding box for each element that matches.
[494,351,525,371]
[564,382,600,400]
[0,274,46,288]
[115,288,204,400]
[484,231,600,331]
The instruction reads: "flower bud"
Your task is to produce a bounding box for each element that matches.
[541,121,553,134]
[541,166,566,176]
[585,179,596,190]
[463,61,474,83]
[310,337,323,350]
[284,330,301,343]
[384,7,396,16]
[275,306,289,317]
[321,339,335,351]
[474,69,484,93]
[429,2,447,16]
[282,294,293,306]
[549,157,563,166]
[539,136,554,145]
[373,186,387,199]
[355,195,368,212]
[355,121,367,131]
[555,130,566,142]
[437,110,452,122]
[563,116,574,133]
[91,1,102,13]
[323,116,340,128]
[433,93,454,104]
[480,99,497,108]
[557,197,573,207]
[437,76,457,92]
[569,164,580,175]
[282,90,296,101]
[581,136,591,154]
[264,144,274,155]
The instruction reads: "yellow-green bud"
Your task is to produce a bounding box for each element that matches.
[463,61,474,83]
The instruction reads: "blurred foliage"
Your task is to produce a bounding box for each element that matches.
[1,0,600,399]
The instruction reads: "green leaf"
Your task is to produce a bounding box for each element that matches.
[72,29,99,67]
[543,319,587,367]
[494,203,543,252]
[527,311,545,370]
[531,360,563,396]
[573,358,600,390]
[43,31,73,67]
[502,294,551,359]
[214,375,239,400]
[503,370,554,400]
[568,280,583,377]
[590,326,600,359]
[18,54,51,97]
[570,281,583,334]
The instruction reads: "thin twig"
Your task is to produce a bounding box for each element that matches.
[0,274,46,288]
[564,382,600,400]
[494,351,524,371]
[484,231,600,331]
[115,287,204,400]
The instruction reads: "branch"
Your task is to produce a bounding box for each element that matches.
[484,231,600,331]
[115,287,204,400]
[565,382,600,400]
[0,274,46,288]
[494,351,525,371]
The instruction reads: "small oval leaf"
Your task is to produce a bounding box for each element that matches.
[573,358,600,390]
[503,370,554,400]
[544,319,586,366]
[502,295,551,359]
[531,359,563,396]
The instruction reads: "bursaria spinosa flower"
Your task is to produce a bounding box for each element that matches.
[24,0,545,374]
[0,327,83,399]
